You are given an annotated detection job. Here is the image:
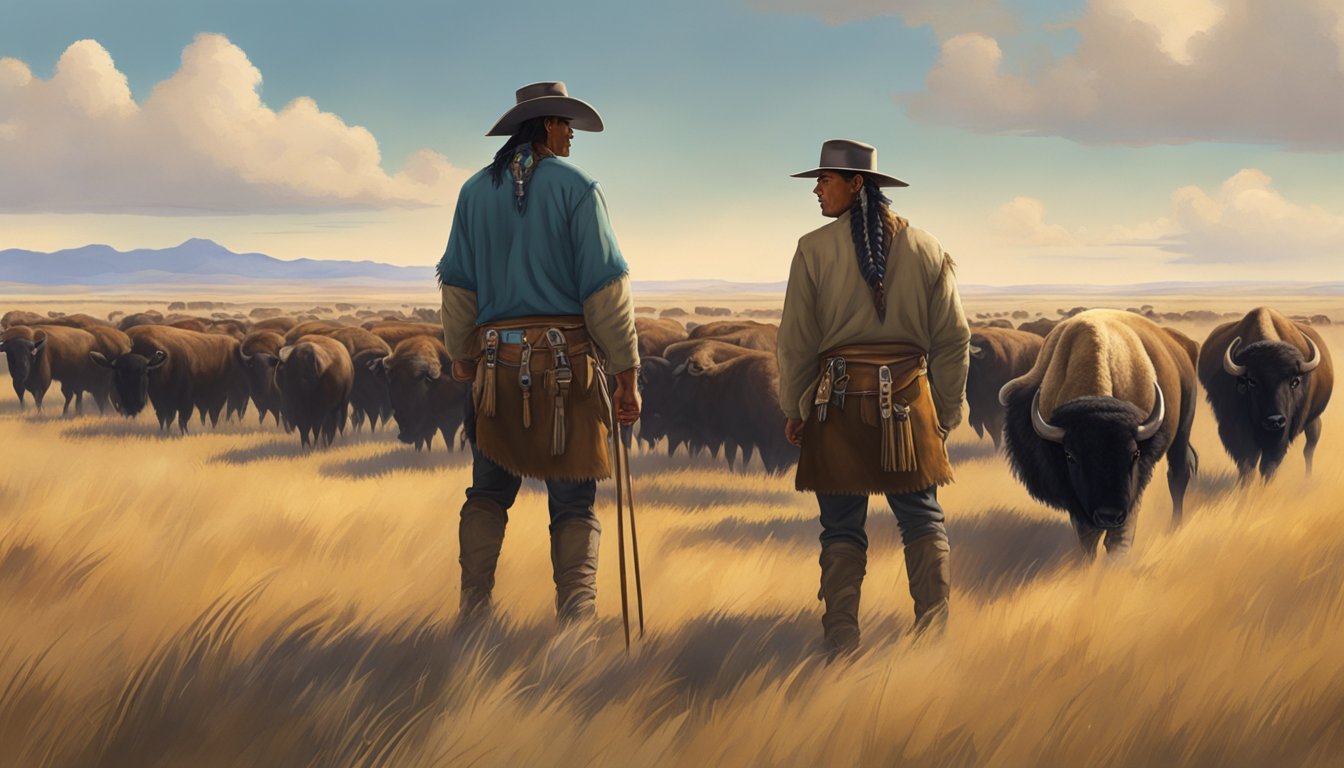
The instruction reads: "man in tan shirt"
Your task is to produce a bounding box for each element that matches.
[778,139,970,655]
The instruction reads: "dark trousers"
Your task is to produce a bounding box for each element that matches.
[817,486,947,550]
[465,395,597,528]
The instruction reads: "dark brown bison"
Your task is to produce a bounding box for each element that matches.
[275,335,354,448]
[319,327,393,431]
[966,327,1044,448]
[999,310,1199,557]
[117,312,165,331]
[91,325,241,433]
[372,335,468,451]
[30,313,115,329]
[635,317,688,358]
[686,320,778,351]
[1017,317,1059,337]
[237,330,287,426]
[206,319,250,339]
[1198,307,1333,481]
[1,326,52,410]
[1,310,46,328]
[19,326,123,415]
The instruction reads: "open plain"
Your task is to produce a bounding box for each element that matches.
[0,293,1341,767]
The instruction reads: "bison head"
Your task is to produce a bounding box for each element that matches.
[90,348,167,416]
[2,335,45,394]
[1029,384,1165,530]
[380,353,444,446]
[1222,336,1320,446]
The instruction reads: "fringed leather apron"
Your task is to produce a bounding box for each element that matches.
[471,315,613,481]
[795,342,954,495]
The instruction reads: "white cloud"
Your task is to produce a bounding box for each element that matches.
[992,197,1079,247]
[0,34,468,214]
[905,0,1344,148]
[747,0,1017,39]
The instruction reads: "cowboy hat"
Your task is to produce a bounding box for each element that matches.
[790,139,908,187]
[486,81,604,136]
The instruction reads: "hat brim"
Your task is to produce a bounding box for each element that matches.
[486,96,604,136]
[790,167,908,188]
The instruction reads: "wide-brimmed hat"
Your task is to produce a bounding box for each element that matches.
[486,82,604,137]
[790,139,908,188]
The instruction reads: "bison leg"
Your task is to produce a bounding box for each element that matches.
[1102,510,1137,557]
[1304,417,1322,478]
[61,386,75,417]
[178,408,191,434]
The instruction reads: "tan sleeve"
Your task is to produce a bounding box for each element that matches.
[439,283,480,361]
[776,246,822,420]
[925,251,970,430]
[583,275,639,373]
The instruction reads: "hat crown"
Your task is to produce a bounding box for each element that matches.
[818,139,878,172]
[515,81,569,104]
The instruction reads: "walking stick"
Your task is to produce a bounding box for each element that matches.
[610,392,646,649]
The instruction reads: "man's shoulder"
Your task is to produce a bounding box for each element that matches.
[457,167,494,197]
[537,157,599,190]
[796,215,849,253]
[896,223,947,274]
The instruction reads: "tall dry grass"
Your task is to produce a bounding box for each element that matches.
[0,319,1340,767]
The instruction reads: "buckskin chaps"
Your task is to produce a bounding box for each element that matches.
[796,342,954,495]
[472,315,613,481]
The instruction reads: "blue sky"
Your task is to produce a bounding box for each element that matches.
[2,0,1343,283]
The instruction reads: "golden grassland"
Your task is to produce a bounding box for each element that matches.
[0,310,1341,767]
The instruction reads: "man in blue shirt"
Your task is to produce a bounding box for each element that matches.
[438,82,640,627]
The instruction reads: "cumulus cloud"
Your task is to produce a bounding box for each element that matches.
[0,34,468,214]
[992,197,1079,247]
[905,0,1344,148]
[747,0,1017,39]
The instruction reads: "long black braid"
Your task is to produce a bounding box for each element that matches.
[488,116,549,187]
[844,173,893,321]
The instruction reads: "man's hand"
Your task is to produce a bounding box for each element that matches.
[450,358,476,383]
[612,368,641,425]
[785,417,805,446]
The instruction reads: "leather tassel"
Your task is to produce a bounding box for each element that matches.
[522,390,531,429]
[552,394,566,455]
[896,413,917,473]
[881,411,897,472]
[481,365,497,417]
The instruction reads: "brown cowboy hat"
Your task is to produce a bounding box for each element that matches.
[486,81,604,137]
[790,139,908,188]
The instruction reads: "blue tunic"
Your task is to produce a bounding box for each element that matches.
[436,158,629,324]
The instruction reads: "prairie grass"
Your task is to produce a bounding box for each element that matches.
[0,318,1340,767]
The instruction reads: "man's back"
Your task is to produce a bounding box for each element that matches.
[440,158,625,324]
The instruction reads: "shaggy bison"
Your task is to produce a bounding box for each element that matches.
[1198,307,1333,481]
[966,327,1043,448]
[91,325,241,433]
[372,335,468,451]
[999,310,1199,557]
[275,335,354,448]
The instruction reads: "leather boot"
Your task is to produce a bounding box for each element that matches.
[458,497,507,619]
[818,540,867,657]
[904,533,950,638]
[550,516,601,625]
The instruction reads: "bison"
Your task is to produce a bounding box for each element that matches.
[372,335,468,451]
[966,327,1044,448]
[5,325,124,415]
[365,321,442,347]
[1017,317,1058,338]
[275,334,354,448]
[635,317,688,358]
[1198,307,1333,481]
[91,325,241,433]
[999,309,1199,557]
[237,330,287,426]
[250,316,299,334]
[319,326,393,431]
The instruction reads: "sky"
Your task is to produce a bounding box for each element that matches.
[2,0,1343,285]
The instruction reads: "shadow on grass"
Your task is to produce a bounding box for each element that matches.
[61,418,184,440]
[318,446,472,479]
[948,506,1078,599]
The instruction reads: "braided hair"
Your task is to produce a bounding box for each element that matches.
[843,173,893,322]
[488,116,549,187]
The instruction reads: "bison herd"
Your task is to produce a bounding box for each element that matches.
[1,304,1334,556]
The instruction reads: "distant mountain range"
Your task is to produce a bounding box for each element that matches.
[0,239,434,285]
[1,240,1340,295]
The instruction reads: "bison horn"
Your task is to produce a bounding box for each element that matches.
[238,347,254,364]
[147,349,168,370]
[1300,336,1321,373]
[1222,337,1247,377]
[1136,383,1165,442]
[1031,390,1066,443]
[32,334,47,354]
[969,344,983,359]
[999,376,1028,407]
[89,350,112,368]
[278,346,294,363]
